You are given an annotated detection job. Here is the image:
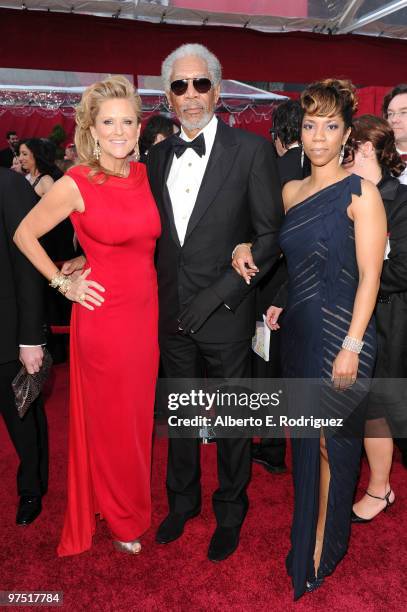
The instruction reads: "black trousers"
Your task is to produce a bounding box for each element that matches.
[0,360,49,497]
[159,333,252,529]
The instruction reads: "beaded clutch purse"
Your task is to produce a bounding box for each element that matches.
[12,348,53,418]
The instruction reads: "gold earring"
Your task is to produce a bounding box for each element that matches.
[93,139,101,161]
[133,142,140,162]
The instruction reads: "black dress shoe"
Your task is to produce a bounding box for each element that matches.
[252,445,287,474]
[156,510,200,544]
[16,496,42,526]
[208,526,240,562]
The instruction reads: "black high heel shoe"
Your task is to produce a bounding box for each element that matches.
[351,489,394,524]
[305,577,324,593]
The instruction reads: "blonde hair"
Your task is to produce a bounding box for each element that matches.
[74,75,141,178]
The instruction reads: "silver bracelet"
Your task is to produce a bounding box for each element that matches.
[231,243,251,259]
[342,335,364,354]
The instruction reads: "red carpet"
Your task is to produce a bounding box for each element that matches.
[1,364,406,611]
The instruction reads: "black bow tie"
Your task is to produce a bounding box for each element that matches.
[172,133,206,158]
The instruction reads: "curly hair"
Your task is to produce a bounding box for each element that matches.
[139,114,178,155]
[351,114,406,178]
[272,100,303,147]
[74,75,141,179]
[301,78,358,129]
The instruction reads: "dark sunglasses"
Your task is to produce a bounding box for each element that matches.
[170,77,212,96]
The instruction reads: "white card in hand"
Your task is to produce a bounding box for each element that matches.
[252,315,271,362]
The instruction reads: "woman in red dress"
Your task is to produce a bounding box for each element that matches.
[14,76,161,556]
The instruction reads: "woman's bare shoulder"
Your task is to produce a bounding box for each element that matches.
[282,178,308,211]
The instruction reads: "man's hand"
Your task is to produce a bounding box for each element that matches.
[19,346,44,374]
[231,244,258,285]
[178,287,222,335]
[61,255,86,280]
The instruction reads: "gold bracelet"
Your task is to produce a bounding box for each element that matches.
[49,272,72,296]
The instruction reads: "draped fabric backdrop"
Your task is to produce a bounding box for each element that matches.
[1,8,407,86]
[0,6,400,148]
[0,89,391,150]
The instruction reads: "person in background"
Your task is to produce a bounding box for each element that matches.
[343,115,407,521]
[252,100,310,475]
[0,167,48,526]
[64,143,78,163]
[271,99,311,184]
[19,138,63,198]
[0,131,19,168]
[383,84,407,185]
[139,114,179,162]
[383,85,407,467]
[19,138,75,364]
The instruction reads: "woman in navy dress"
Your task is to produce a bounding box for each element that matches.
[232,80,387,599]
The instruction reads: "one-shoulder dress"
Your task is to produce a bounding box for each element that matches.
[279,174,376,599]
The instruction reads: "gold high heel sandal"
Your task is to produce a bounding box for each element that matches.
[113,539,142,554]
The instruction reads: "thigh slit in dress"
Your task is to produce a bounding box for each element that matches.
[279,174,376,599]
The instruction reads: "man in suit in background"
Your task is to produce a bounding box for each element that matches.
[383,84,407,467]
[383,84,407,186]
[147,43,283,561]
[252,100,310,473]
[0,168,48,525]
[0,131,19,168]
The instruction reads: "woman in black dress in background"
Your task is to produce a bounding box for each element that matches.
[344,115,407,522]
[233,80,386,599]
[20,138,76,361]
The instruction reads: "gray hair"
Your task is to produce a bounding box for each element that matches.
[161,43,222,92]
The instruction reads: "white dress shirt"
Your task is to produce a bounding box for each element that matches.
[167,114,218,246]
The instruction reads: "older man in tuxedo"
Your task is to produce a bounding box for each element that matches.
[0,168,48,525]
[147,43,283,561]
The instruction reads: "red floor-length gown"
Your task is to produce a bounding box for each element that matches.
[57,162,161,556]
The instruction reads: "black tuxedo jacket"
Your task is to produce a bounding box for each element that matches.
[0,168,45,364]
[147,119,284,343]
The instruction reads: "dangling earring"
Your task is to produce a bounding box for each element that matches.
[300,144,304,168]
[93,139,101,161]
[132,142,140,162]
[339,144,345,166]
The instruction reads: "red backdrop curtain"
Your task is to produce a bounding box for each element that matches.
[2,8,407,86]
[0,88,391,151]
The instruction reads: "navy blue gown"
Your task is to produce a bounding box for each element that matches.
[279,174,376,599]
